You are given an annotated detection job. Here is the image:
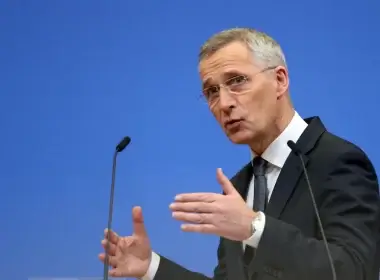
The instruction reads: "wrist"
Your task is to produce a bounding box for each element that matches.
[243,211,258,239]
[243,212,266,248]
[247,211,262,239]
[252,211,263,232]
[140,251,160,280]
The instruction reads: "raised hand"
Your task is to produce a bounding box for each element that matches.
[99,206,152,278]
[170,168,257,241]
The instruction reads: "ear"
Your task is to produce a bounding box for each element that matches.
[275,66,289,99]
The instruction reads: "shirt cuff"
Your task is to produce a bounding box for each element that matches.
[244,211,266,248]
[140,251,160,280]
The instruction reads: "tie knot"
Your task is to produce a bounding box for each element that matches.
[252,157,267,176]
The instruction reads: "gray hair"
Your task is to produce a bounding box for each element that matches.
[199,28,287,68]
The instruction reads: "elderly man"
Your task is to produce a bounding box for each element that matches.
[99,28,380,280]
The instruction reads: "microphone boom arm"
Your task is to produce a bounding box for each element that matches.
[287,140,337,280]
[103,136,131,280]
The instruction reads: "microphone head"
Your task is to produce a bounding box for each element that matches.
[287,140,301,155]
[116,136,131,152]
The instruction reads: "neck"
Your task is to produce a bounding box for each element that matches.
[250,106,295,156]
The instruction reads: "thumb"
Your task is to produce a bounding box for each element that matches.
[132,206,147,237]
[216,168,238,195]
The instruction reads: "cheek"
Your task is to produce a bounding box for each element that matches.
[211,108,222,123]
[240,90,272,121]
[237,92,262,114]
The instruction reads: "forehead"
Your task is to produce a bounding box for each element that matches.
[199,41,257,84]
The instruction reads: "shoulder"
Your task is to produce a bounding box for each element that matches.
[312,131,375,171]
[310,131,379,197]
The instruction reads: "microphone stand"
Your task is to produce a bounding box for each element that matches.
[103,136,131,280]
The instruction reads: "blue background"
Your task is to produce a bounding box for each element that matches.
[1,1,379,280]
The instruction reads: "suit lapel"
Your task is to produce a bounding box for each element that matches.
[266,117,326,218]
[231,161,253,199]
[265,149,308,218]
[223,161,253,278]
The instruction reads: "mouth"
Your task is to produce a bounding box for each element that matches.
[224,119,243,130]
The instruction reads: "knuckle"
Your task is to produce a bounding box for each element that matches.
[192,202,205,212]
[196,214,204,223]
[192,204,200,213]
[122,237,133,247]
[199,213,212,223]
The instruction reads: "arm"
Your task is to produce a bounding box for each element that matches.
[142,239,227,280]
[250,147,380,280]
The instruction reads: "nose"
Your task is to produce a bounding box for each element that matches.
[218,87,236,111]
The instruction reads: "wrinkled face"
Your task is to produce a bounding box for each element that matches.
[199,41,288,145]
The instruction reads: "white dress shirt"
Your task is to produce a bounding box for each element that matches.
[141,111,308,280]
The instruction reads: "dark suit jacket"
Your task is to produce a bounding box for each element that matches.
[153,117,380,280]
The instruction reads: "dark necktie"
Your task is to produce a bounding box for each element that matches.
[243,157,268,267]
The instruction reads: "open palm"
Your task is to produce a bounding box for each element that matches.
[99,207,152,278]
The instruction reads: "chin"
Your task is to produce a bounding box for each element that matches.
[226,130,255,145]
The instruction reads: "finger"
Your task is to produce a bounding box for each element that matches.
[174,193,220,203]
[172,212,213,224]
[132,206,147,237]
[216,168,238,195]
[101,239,117,255]
[181,223,217,234]
[104,229,120,244]
[98,253,105,263]
[109,268,128,277]
[169,202,216,213]
[98,253,118,268]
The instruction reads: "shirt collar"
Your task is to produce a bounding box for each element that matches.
[251,111,308,168]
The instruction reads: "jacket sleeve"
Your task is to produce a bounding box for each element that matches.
[154,238,227,280]
[250,146,380,280]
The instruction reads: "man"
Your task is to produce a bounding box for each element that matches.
[99,28,380,280]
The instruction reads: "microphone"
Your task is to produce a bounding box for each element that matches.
[287,140,337,280]
[103,136,131,280]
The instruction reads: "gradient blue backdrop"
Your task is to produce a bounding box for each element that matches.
[1,1,379,280]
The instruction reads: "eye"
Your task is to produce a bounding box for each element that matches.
[226,75,247,86]
[203,86,219,99]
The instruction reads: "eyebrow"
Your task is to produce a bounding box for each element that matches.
[202,78,213,89]
[202,70,245,88]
